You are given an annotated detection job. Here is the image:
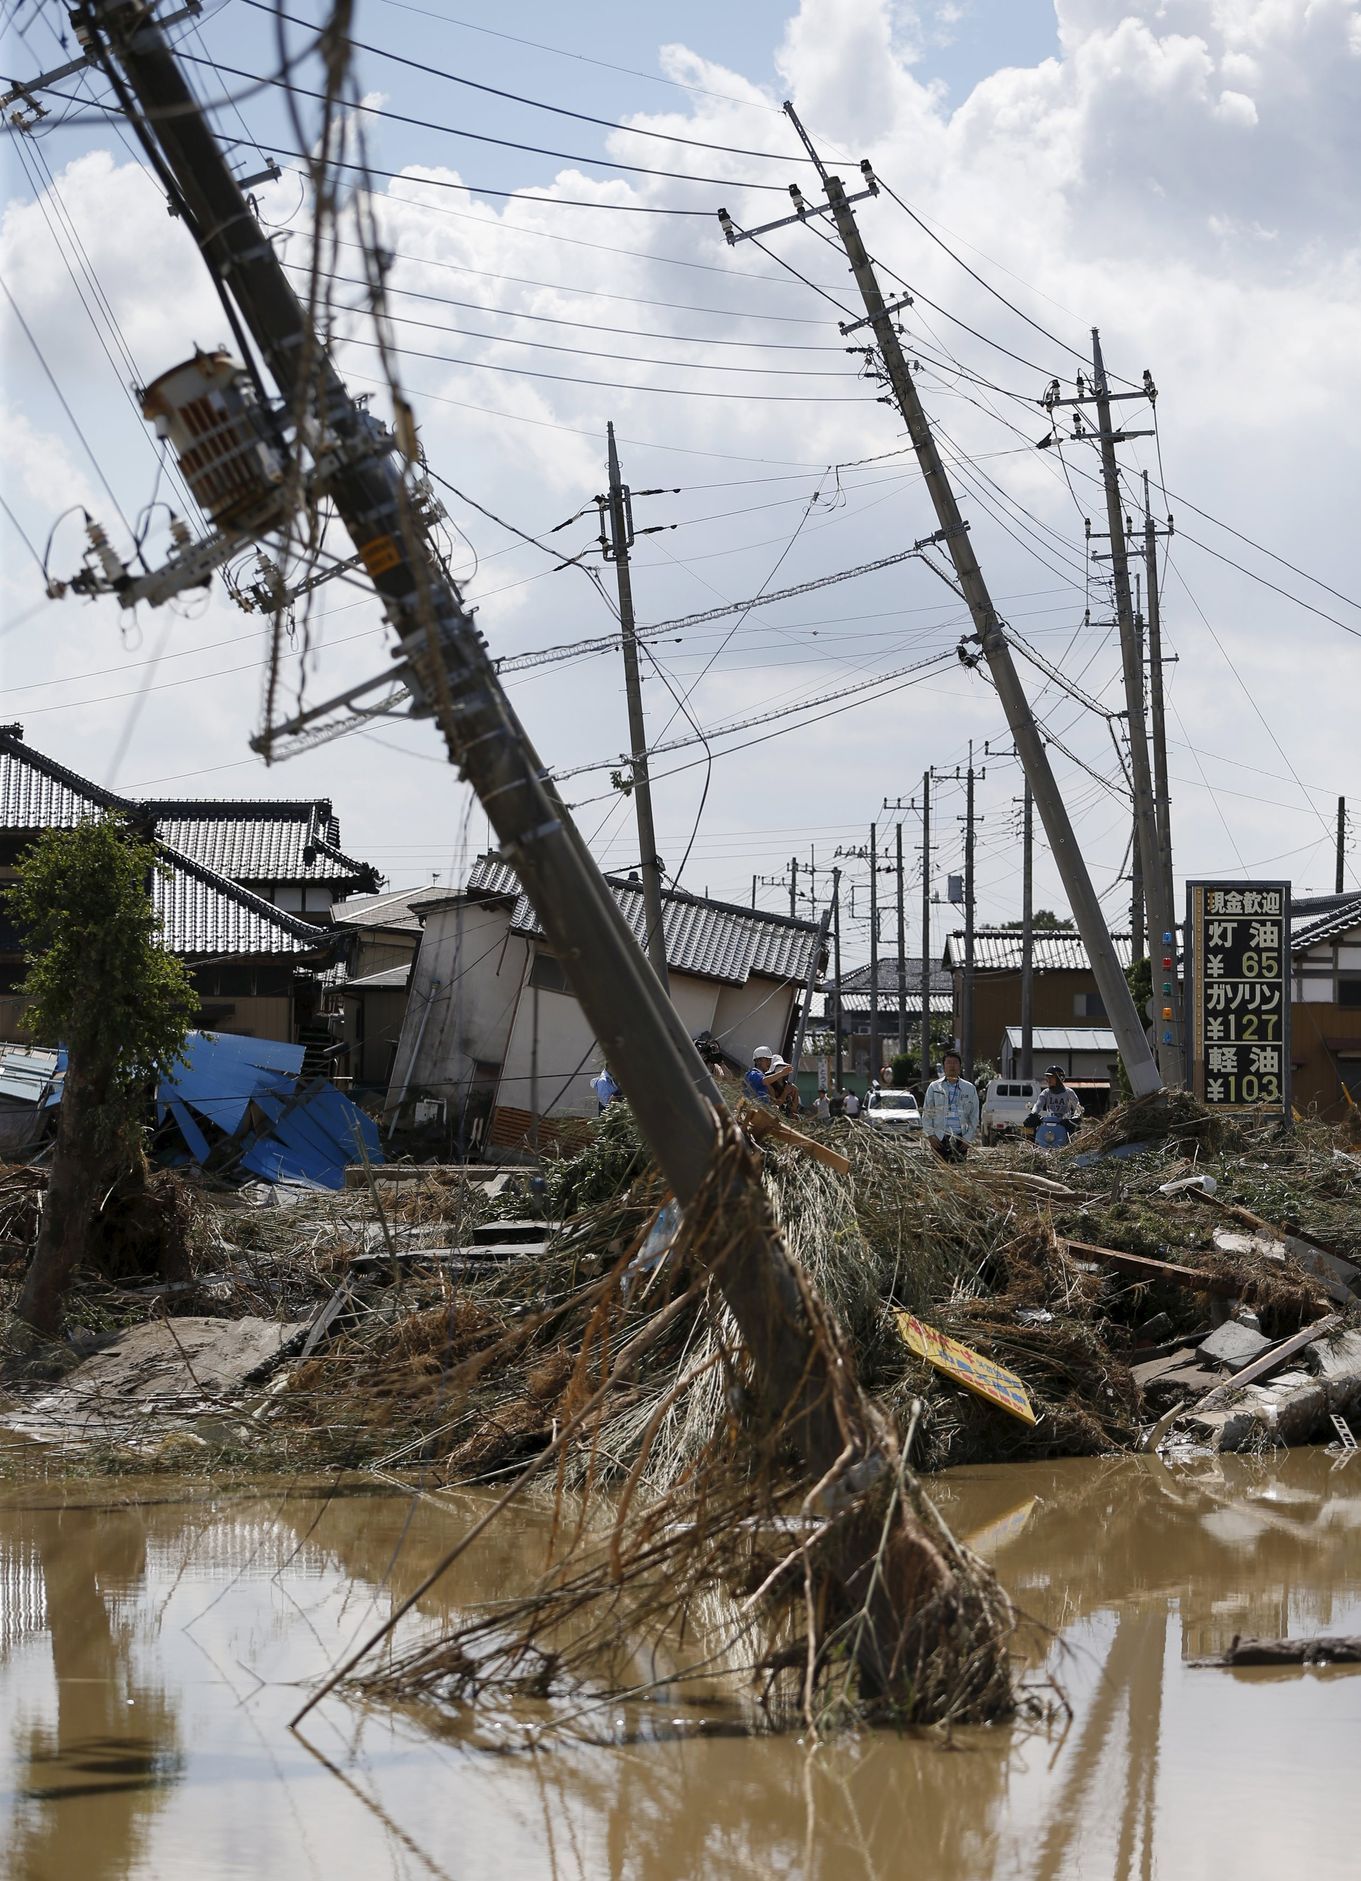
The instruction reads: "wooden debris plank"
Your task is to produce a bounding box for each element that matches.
[1201,1312,1341,1394]
[1190,1634,1361,1668]
[740,1104,851,1174]
[1060,1238,1240,1296]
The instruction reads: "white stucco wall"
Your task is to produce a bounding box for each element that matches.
[711,976,800,1069]
[385,896,529,1111]
[497,958,722,1120]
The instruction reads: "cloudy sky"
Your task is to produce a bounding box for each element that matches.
[2,0,1358,969]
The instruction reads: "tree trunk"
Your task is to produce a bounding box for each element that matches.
[15,1059,115,1339]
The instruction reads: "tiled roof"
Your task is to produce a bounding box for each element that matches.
[154,843,336,958]
[1291,895,1361,953]
[333,886,448,930]
[945,928,1135,973]
[832,992,954,1018]
[465,854,823,988]
[144,799,379,890]
[0,730,337,960]
[0,727,379,892]
[823,958,953,997]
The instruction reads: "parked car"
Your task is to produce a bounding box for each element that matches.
[863,1089,922,1133]
[980,1077,1043,1144]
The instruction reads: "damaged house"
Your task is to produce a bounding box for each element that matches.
[385,855,825,1154]
[0,725,381,1049]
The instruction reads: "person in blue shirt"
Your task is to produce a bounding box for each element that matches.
[743,1046,775,1103]
[591,1067,620,1114]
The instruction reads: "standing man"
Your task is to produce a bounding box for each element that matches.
[814,1088,832,1122]
[922,1050,979,1162]
[843,1087,861,1120]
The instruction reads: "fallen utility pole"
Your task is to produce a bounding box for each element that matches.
[82,0,931,1680]
[599,423,669,991]
[734,111,1160,1099]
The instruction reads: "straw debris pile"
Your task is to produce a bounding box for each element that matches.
[275,1099,1358,1485]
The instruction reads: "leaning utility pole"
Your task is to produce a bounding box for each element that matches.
[1337,798,1347,896]
[920,771,932,1086]
[868,821,880,1078]
[832,871,845,1091]
[1020,781,1035,1081]
[1088,332,1180,1083]
[601,423,669,991]
[733,113,1160,1098]
[895,818,907,1055]
[962,750,977,1074]
[1141,469,1184,1071]
[83,4,961,1678]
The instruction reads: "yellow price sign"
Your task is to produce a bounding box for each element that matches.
[895,1312,1037,1426]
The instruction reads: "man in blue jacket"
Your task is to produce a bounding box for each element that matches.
[921,1050,980,1162]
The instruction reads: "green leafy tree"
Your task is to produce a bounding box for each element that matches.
[7,817,198,1340]
[999,909,1074,930]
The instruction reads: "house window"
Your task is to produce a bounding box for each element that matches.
[1074,992,1107,1019]
[529,950,569,995]
[1339,976,1361,1009]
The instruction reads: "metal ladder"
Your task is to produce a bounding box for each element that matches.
[1329,1413,1357,1451]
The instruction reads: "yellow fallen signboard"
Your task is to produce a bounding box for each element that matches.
[895,1313,1037,1426]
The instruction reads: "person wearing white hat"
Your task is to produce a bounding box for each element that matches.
[744,1047,775,1103]
[765,1055,799,1115]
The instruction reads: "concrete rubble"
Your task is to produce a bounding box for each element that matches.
[1182,1328,1361,1452]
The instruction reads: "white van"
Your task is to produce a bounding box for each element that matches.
[980,1078,1043,1144]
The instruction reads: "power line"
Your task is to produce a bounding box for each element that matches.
[289,234,833,325]
[251,0,813,166]
[331,329,876,400]
[283,262,843,351]
[369,0,792,116]
[0,492,48,580]
[180,54,798,196]
[328,300,858,376]
[0,272,135,537]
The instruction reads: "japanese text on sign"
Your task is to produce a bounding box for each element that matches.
[1186,881,1290,1114]
[895,1313,1038,1425]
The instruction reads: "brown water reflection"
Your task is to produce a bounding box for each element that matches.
[0,1450,1356,1880]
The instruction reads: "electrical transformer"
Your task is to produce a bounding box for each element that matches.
[140,349,285,529]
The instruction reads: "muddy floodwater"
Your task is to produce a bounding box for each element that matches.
[1,1449,1357,1881]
